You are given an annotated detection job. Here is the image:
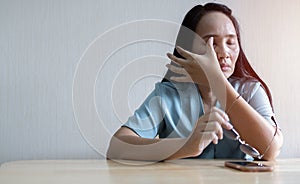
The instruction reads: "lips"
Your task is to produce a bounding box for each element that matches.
[220,63,231,71]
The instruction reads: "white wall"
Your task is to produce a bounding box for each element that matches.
[1,0,299,164]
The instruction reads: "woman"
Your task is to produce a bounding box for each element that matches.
[107,3,283,161]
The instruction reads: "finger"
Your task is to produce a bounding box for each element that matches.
[200,110,225,123]
[206,37,217,57]
[200,132,219,145]
[198,121,223,140]
[208,121,223,140]
[199,109,232,130]
[166,64,187,75]
[212,133,219,144]
[166,53,188,66]
[207,37,214,49]
[208,107,230,122]
[175,46,195,60]
[210,112,232,130]
[194,132,218,152]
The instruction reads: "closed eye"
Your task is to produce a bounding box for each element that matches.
[227,39,236,45]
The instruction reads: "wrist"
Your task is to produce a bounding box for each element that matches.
[206,74,239,110]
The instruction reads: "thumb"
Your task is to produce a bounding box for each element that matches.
[207,37,214,51]
[207,37,217,57]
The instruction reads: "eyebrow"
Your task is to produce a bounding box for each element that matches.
[202,34,237,40]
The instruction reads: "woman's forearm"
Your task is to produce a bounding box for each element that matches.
[209,75,283,160]
[106,135,190,161]
[107,109,230,161]
[225,92,283,160]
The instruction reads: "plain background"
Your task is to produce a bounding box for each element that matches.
[1,0,300,164]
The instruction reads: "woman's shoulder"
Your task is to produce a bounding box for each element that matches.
[154,81,200,99]
[155,81,198,92]
[229,77,262,102]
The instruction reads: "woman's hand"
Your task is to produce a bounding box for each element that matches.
[183,107,233,157]
[166,37,223,86]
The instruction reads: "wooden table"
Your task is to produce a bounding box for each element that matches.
[0,159,299,184]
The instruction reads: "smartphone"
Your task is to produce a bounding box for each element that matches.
[224,161,273,172]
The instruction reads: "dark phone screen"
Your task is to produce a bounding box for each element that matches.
[229,161,266,167]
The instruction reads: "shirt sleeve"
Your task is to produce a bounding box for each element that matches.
[122,84,165,138]
[247,85,276,126]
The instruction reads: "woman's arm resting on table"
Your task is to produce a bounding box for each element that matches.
[106,108,232,161]
[106,127,187,161]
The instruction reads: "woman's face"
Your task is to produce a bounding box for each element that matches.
[193,12,240,78]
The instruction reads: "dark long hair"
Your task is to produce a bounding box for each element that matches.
[163,3,274,110]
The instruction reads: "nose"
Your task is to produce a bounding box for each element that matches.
[215,44,230,61]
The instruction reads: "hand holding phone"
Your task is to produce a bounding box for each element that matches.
[224,161,273,172]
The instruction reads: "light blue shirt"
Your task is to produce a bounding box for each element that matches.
[123,77,275,159]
